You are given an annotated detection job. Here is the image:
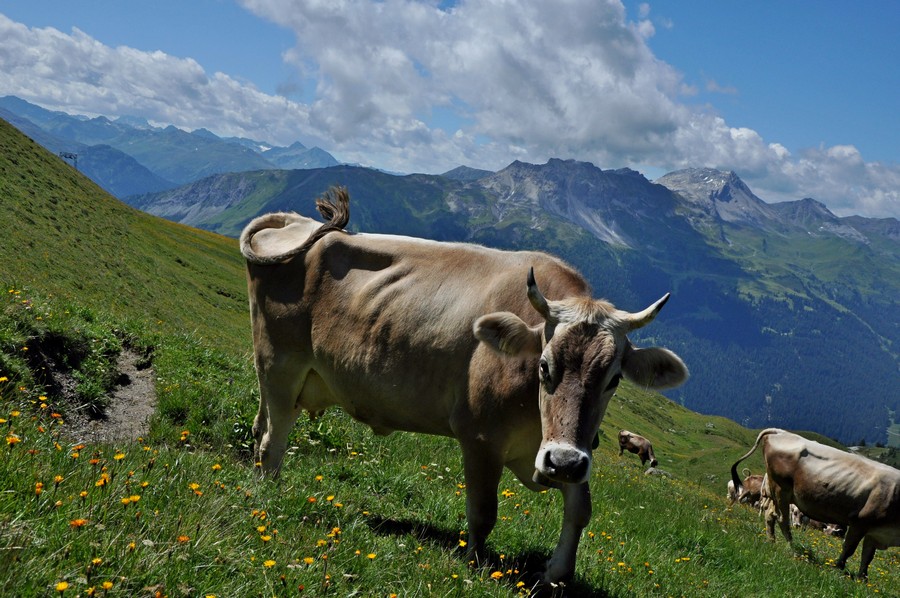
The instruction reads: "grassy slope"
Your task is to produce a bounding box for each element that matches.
[0,117,248,348]
[1,118,897,596]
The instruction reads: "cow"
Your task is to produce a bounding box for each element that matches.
[618,430,658,468]
[727,471,765,512]
[731,428,900,579]
[737,474,765,508]
[240,186,689,585]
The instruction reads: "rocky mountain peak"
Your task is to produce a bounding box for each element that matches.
[656,167,777,227]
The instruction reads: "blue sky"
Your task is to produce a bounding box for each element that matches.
[0,0,897,218]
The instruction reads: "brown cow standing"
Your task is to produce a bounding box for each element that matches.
[241,187,688,585]
[731,428,900,579]
[618,430,658,468]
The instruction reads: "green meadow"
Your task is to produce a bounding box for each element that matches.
[1,118,897,596]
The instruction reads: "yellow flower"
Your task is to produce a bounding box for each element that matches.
[121,497,132,506]
[0,376,7,382]
[92,557,103,566]
[263,559,276,568]
[6,434,21,446]
[101,581,113,590]
[490,571,503,579]
[260,535,272,542]
[367,553,377,560]
[55,581,69,592]
[114,453,125,461]
[211,463,222,471]
[303,557,315,565]
[127,541,136,551]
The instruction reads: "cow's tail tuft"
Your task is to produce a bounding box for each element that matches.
[730,428,782,496]
[240,185,350,265]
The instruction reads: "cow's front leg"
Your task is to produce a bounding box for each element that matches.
[543,481,591,583]
[460,441,504,565]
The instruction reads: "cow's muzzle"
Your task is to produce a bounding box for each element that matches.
[535,442,591,484]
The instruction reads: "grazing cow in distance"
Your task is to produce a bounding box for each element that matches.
[618,430,659,468]
[241,186,689,585]
[731,428,900,579]
[737,474,765,508]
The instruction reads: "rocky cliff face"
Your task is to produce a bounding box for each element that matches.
[656,168,779,228]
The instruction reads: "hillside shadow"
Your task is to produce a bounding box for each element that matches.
[365,515,610,597]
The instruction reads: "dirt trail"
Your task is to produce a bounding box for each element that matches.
[64,350,157,444]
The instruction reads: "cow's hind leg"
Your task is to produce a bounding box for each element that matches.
[835,525,865,573]
[543,481,591,584]
[254,360,305,476]
[856,535,877,580]
[251,392,268,463]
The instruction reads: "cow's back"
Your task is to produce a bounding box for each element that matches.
[764,433,900,526]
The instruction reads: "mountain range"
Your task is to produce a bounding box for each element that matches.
[0,95,339,198]
[125,159,900,447]
[2,97,897,446]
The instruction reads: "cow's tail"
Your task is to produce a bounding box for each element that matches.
[240,185,350,265]
[730,428,782,496]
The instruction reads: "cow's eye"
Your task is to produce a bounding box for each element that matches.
[539,358,550,382]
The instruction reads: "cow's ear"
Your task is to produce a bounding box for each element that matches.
[621,344,688,390]
[474,312,543,357]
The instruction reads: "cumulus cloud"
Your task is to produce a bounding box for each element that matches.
[0,5,897,218]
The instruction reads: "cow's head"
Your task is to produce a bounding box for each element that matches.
[474,268,688,486]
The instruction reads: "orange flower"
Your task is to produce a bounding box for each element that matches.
[177,535,190,544]
[70,518,88,528]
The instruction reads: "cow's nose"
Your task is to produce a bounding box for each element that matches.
[537,443,591,484]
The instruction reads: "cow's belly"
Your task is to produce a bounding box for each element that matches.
[867,525,900,549]
[299,365,457,438]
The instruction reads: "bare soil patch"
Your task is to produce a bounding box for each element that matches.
[63,349,157,444]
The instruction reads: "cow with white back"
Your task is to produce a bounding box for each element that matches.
[240,186,689,585]
[731,428,900,579]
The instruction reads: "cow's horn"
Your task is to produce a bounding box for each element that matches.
[623,293,671,331]
[527,267,552,319]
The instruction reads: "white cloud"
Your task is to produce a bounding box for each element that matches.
[0,5,898,218]
[0,13,318,146]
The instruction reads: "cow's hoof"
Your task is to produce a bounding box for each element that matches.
[525,573,565,597]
